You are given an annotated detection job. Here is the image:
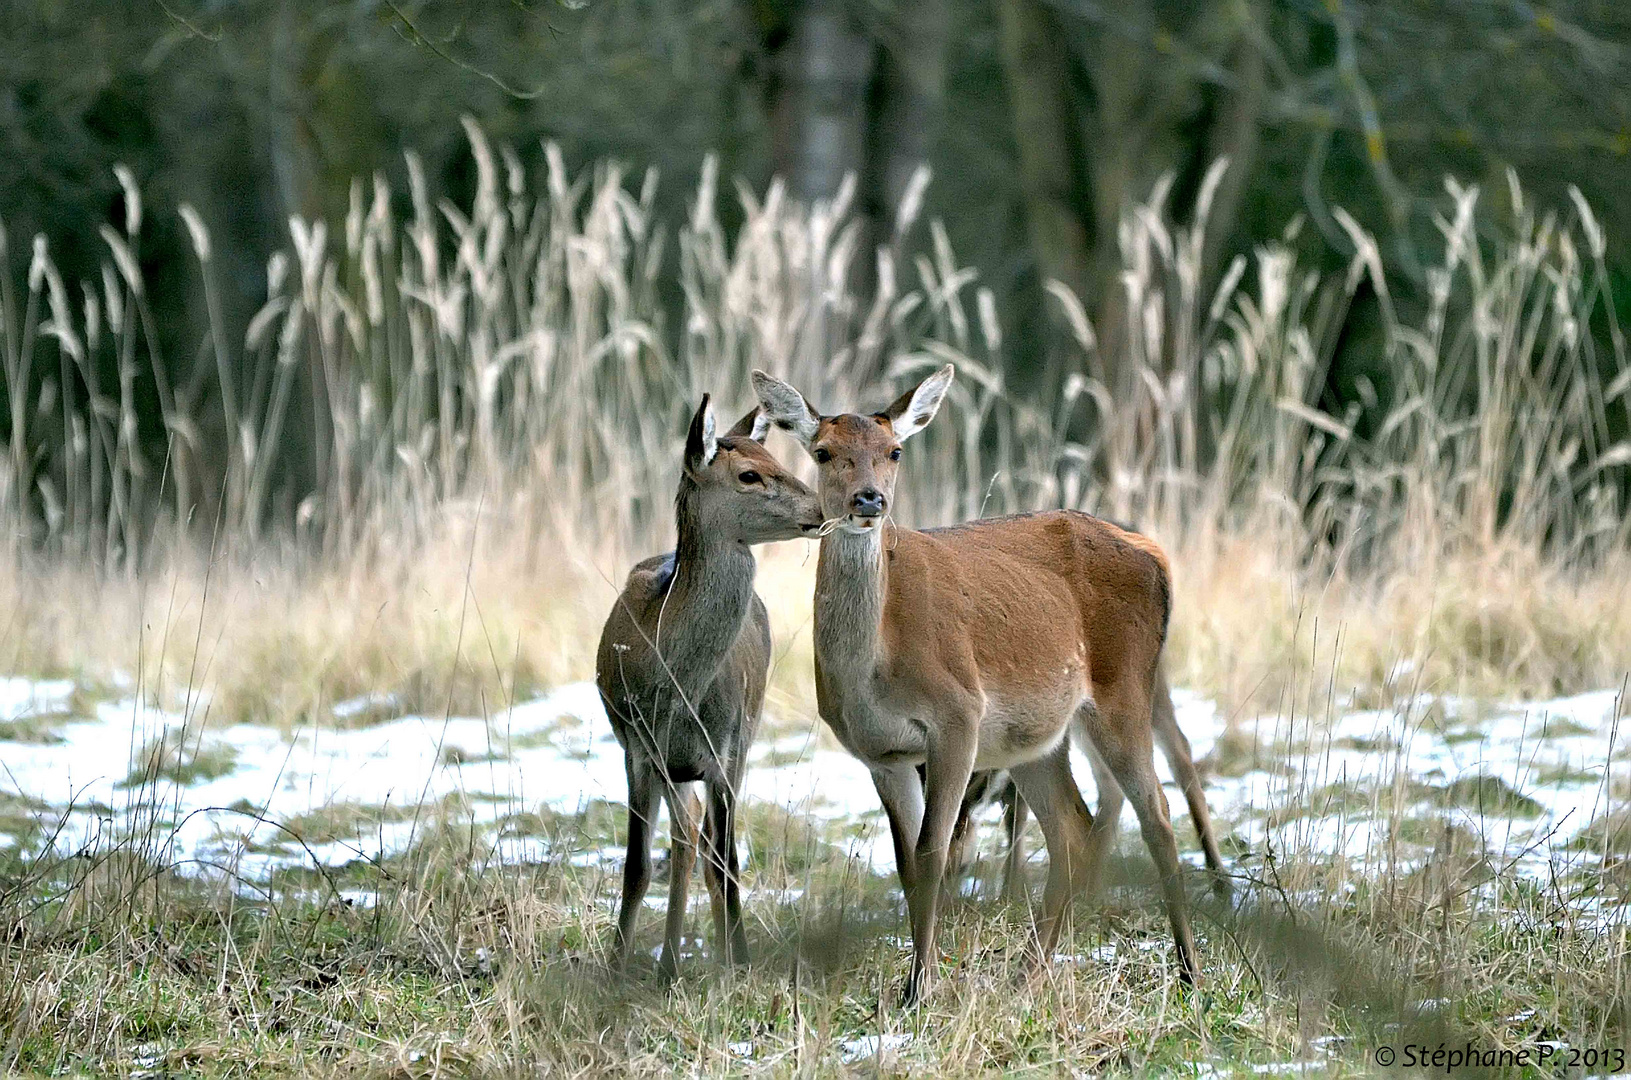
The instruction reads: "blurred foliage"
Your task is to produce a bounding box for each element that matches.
[0,0,1628,535]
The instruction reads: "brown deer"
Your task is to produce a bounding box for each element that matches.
[946,662,1230,903]
[596,395,823,980]
[754,364,1204,1002]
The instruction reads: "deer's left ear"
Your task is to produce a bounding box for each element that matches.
[725,405,771,444]
[685,394,719,472]
[751,370,821,448]
[883,364,954,441]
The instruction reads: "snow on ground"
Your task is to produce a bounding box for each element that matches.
[0,675,1624,904]
[0,676,74,721]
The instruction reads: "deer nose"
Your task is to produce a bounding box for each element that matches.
[851,488,886,517]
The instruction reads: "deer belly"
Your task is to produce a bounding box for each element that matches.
[973,683,1083,770]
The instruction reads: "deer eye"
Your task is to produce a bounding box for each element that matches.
[738,470,762,485]
[888,447,902,461]
[813,447,832,464]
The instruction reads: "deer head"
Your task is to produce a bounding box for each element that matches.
[751,365,954,533]
[683,394,825,544]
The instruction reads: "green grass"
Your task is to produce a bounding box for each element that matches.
[0,716,67,745]
[1431,775,1545,819]
[118,732,240,789]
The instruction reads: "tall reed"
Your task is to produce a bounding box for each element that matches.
[1,122,1626,698]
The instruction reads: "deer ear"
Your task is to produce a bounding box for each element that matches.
[883,363,954,441]
[725,405,771,444]
[751,370,820,448]
[685,394,719,472]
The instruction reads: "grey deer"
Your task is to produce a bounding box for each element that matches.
[596,395,823,979]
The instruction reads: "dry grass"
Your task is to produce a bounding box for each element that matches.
[3,129,1625,712]
[0,794,1625,1077]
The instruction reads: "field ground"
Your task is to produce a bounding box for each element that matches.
[0,535,1629,1077]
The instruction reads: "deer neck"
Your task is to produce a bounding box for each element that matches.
[656,480,757,693]
[813,523,889,683]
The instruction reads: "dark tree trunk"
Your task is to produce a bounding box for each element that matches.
[756,0,948,377]
[766,0,874,205]
[861,0,948,249]
[997,0,1094,396]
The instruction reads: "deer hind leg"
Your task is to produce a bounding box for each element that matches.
[704,778,750,965]
[999,776,1030,903]
[616,753,661,970]
[656,783,702,981]
[1080,734,1123,903]
[1151,663,1230,898]
[1007,740,1095,968]
[1082,683,1203,986]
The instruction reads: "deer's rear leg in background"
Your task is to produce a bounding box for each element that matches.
[1008,742,1095,969]
[1152,666,1231,899]
[999,781,1029,903]
[616,753,660,970]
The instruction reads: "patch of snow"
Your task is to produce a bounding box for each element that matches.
[0,671,1626,938]
[837,1033,911,1063]
[1250,1062,1324,1075]
[0,676,74,721]
[332,692,400,719]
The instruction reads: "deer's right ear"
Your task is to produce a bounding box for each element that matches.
[750,370,820,448]
[685,394,719,472]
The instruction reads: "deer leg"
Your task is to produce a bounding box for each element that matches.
[700,802,729,957]
[1080,736,1123,903]
[871,763,926,898]
[999,780,1030,903]
[1083,684,1203,986]
[941,772,985,906]
[616,753,661,970]
[705,778,751,965]
[903,723,978,1006]
[1008,741,1095,968]
[657,783,702,982]
[1151,664,1230,899]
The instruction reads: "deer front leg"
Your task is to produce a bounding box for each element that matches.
[871,763,926,899]
[903,719,979,1006]
[616,753,660,969]
[941,785,978,908]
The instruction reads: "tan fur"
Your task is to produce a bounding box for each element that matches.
[754,364,1208,1003]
